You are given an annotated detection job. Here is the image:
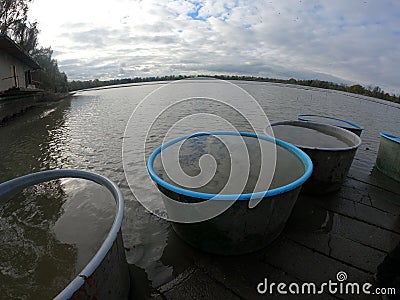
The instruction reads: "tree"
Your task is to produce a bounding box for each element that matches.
[13,20,38,53]
[348,84,365,95]
[1,0,39,53]
[33,47,68,93]
[1,0,30,35]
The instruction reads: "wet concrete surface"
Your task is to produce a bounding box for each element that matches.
[127,164,400,300]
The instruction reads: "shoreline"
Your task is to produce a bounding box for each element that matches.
[0,91,73,125]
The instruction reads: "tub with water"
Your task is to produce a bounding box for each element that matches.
[0,169,130,299]
[267,121,362,194]
[147,132,312,255]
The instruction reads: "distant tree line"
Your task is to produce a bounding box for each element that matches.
[292,79,399,103]
[210,75,400,103]
[0,0,68,93]
[68,75,191,91]
[69,74,400,104]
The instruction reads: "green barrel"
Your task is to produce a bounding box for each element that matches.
[376,132,400,182]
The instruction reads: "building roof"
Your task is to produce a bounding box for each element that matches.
[0,34,40,69]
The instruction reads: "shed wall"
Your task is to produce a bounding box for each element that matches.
[0,50,32,92]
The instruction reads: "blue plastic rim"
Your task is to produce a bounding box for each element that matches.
[0,169,124,300]
[147,131,313,200]
[298,114,363,130]
[380,132,400,144]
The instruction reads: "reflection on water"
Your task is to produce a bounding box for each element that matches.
[153,134,305,195]
[272,124,353,148]
[0,181,76,299]
[0,178,114,299]
[54,179,115,269]
[1,81,400,297]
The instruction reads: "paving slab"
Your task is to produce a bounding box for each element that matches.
[284,225,386,273]
[162,269,242,300]
[262,237,380,299]
[333,214,400,253]
[318,196,400,234]
[342,178,400,214]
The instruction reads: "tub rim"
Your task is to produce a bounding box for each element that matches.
[267,120,362,152]
[380,132,400,144]
[147,131,313,200]
[0,169,124,300]
[297,114,363,131]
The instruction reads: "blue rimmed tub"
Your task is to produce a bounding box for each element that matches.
[0,170,130,300]
[376,132,400,182]
[147,132,313,255]
[298,114,363,136]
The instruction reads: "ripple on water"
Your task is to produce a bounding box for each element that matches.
[0,179,115,299]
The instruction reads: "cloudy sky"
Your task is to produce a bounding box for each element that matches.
[29,0,400,93]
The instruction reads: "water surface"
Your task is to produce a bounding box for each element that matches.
[152,134,305,195]
[0,179,114,299]
[272,124,353,148]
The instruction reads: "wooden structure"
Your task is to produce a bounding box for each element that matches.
[0,35,40,93]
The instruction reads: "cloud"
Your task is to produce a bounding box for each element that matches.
[29,0,400,93]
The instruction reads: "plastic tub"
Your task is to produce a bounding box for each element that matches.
[376,132,400,182]
[0,169,130,299]
[298,114,363,136]
[267,121,362,194]
[147,132,312,255]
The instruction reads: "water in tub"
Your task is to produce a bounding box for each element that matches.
[152,134,306,196]
[272,124,354,148]
[0,178,114,299]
